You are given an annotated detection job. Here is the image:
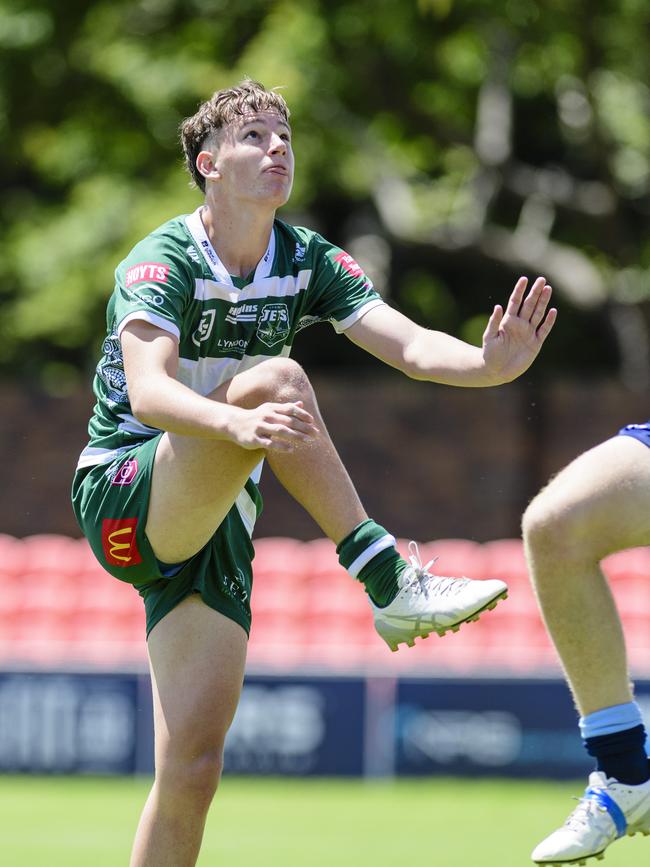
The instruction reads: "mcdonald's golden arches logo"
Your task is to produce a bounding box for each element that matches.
[101,517,142,567]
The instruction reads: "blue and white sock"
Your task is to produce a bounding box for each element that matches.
[580,702,649,785]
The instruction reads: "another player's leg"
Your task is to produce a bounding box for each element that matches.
[231,358,507,650]
[129,596,247,867]
[522,433,650,865]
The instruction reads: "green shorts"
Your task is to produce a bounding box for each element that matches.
[71,435,260,638]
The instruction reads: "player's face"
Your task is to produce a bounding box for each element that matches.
[213,111,294,208]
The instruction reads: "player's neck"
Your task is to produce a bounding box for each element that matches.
[200,200,275,279]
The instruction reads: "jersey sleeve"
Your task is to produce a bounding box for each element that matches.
[112,235,193,341]
[305,235,385,333]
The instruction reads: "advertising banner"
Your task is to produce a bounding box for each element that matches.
[225,675,366,776]
[0,670,647,779]
[393,679,650,780]
[0,671,152,774]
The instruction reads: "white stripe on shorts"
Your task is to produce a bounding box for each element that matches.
[235,488,257,537]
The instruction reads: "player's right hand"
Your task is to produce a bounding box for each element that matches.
[233,400,319,452]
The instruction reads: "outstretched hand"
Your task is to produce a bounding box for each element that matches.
[482,276,557,383]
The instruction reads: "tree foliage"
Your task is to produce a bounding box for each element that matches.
[3,0,650,389]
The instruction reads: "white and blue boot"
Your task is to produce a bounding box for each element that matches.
[532,771,650,865]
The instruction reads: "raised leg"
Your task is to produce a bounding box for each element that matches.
[145,357,367,564]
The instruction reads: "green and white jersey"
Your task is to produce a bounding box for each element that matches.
[77,207,384,530]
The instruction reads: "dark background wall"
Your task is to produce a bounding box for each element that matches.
[1,375,642,543]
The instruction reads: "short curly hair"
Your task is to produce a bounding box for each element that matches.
[180,79,291,193]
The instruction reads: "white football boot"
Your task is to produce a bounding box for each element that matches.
[532,770,650,865]
[371,541,508,651]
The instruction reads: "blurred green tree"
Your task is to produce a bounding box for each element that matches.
[2,0,650,390]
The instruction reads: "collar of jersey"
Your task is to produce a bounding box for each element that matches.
[185,207,276,287]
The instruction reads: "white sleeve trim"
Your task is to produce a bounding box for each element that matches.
[117,311,181,341]
[332,298,386,334]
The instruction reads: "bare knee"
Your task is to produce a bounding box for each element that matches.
[522,487,595,568]
[231,358,314,409]
[156,746,224,813]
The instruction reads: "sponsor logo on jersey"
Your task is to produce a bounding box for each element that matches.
[333,251,365,278]
[216,338,248,355]
[125,262,170,288]
[256,303,290,348]
[131,287,165,306]
[101,518,142,567]
[294,242,306,263]
[186,245,200,263]
[225,302,258,325]
[192,309,216,346]
[110,458,138,486]
[200,238,220,269]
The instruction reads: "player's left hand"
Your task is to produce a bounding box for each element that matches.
[482,276,557,383]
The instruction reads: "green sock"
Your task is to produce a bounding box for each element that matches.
[336,519,408,607]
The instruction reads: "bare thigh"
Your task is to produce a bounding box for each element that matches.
[144,369,268,564]
[529,435,650,558]
[147,594,248,770]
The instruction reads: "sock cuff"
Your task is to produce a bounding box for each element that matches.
[337,519,396,578]
[336,519,383,555]
[346,534,396,579]
[584,724,647,758]
[579,702,645,740]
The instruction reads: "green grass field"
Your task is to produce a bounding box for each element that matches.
[0,775,647,867]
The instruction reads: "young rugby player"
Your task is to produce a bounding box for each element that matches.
[73,80,556,866]
[524,430,650,865]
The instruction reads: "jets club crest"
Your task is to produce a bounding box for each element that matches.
[256,303,290,348]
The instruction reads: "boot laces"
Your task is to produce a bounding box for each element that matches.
[565,794,608,832]
[404,541,470,598]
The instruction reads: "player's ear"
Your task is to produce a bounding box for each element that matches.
[196,150,221,182]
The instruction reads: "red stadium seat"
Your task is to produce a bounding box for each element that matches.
[75,571,142,617]
[0,585,24,650]
[22,534,87,578]
[18,570,79,609]
[603,546,650,580]
[603,547,650,673]
[6,532,644,675]
[301,537,346,582]
[603,548,650,612]
[63,603,147,665]
[475,538,558,669]
[251,572,307,617]
[253,537,309,583]
[482,538,530,587]
[415,538,488,580]
[247,611,307,669]
[0,534,28,585]
[9,603,74,664]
